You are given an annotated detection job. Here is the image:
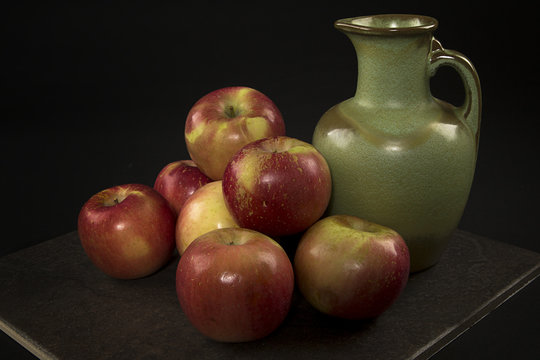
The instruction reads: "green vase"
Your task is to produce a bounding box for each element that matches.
[313,15,481,272]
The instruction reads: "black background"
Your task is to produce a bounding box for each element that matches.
[2,1,539,359]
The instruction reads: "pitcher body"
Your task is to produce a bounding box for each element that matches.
[313,15,481,272]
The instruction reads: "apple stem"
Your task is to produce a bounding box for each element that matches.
[224,105,238,118]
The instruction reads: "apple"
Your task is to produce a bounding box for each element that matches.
[294,215,410,319]
[185,86,286,180]
[175,180,239,254]
[222,136,332,237]
[77,184,176,279]
[153,160,212,215]
[176,227,294,342]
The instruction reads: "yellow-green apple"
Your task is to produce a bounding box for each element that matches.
[185,86,285,180]
[77,184,176,279]
[175,180,239,254]
[176,227,294,342]
[294,215,410,319]
[153,160,212,216]
[222,136,332,237]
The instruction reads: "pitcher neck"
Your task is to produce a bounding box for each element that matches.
[348,32,433,107]
[334,15,439,108]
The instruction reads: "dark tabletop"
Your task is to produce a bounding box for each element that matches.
[1,230,539,359]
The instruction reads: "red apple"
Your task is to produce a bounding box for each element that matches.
[185,86,286,180]
[176,227,294,342]
[153,160,212,216]
[294,215,410,319]
[175,180,239,254]
[222,136,332,237]
[77,184,176,279]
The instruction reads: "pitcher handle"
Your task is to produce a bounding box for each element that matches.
[429,38,482,149]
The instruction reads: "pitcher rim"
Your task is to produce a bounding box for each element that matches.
[335,14,438,35]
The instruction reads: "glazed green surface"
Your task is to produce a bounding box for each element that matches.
[313,16,480,272]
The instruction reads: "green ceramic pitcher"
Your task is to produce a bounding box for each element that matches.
[312,14,481,272]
